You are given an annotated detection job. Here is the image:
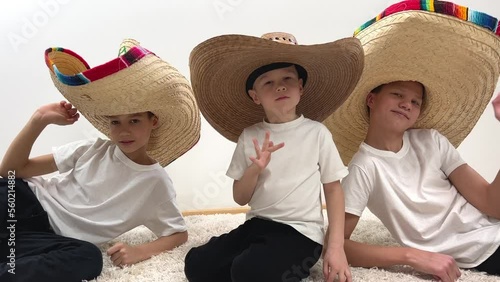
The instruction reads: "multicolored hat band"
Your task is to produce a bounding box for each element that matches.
[45,39,201,167]
[189,32,364,142]
[323,0,500,165]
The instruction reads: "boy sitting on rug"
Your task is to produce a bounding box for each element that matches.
[0,39,200,282]
[184,32,364,282]
[323,1,500,281]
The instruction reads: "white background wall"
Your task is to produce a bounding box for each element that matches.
[1,0,499,212]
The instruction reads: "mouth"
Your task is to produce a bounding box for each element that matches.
[275,96,289,101]
[391,110,409,120]
[119,140,135,145]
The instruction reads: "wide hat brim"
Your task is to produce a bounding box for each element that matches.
[45,46,201,167]
[324,10,500,165]
[189,34,364,142]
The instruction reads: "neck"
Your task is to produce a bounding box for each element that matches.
[123,149,156,165]
[264,109,299,124]
[364,124,405,153]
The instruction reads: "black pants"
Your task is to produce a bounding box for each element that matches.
[0,178,102,282]
[184,217,322,282]
[475,245,500,275]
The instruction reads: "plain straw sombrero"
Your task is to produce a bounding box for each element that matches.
[189,32,364,142]
[45,39,201,167]
[324,0,500,165]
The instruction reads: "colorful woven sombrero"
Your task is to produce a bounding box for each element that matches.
[45,39,201,166]
[323,0,500,164]
[189,32,364,142]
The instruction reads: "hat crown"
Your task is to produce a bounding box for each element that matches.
[261,32,298,45]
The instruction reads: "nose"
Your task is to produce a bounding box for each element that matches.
[276,85,287,92]
[399,100,411,111]
[118,125,131,136]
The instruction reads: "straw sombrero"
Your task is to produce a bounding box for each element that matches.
[45,39,201,167]
[189,32,364,142]
[323,0,500,165]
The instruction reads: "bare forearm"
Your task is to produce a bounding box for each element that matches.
[324,184,345,249]
[0,114,47,177]
[137,231,188,259]
[487,170,500,219]
[233,164,261,205]
[345,239,411,267]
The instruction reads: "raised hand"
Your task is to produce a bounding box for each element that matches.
[249,131,284,171]
[323,247,352,282]
[493,92,500,121]
[107,242,146,267]
[35,101,80,126]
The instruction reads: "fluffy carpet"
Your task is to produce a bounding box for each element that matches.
[90,210,499,281]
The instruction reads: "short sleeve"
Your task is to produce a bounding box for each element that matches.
[431,130,466,176]
[342,164,372,217]
[226,133,249,181]
[145,199,187,237]
[318,126,349,183]
[144,198,187,237]
[52,139,96,173]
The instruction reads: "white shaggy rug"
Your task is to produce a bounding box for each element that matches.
[90,210,499,281]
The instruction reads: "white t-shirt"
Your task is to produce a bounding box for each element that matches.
[26,138,186,245]
[344,129,500,268]
[227,115,348,245]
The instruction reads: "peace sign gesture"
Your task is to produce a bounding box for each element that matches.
[249,131,284,172]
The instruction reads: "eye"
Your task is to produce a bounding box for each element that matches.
[130,119,140,124]
[110,120,119,125]
[392,93,403,98]
[412,100,421,106]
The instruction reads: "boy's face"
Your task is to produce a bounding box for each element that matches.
[248,65,304,118]
[366,81,424,132]
[107,112,158,163]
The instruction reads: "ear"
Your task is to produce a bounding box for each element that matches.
[151,115,159,129]
[248,90,261,105]
[366,92,376,109]
[298,78,304,96]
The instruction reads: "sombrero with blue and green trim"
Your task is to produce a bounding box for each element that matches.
[45,39,201,166]
[324,0,500,164]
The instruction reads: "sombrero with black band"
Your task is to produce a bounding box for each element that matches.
[45,39,201,167]
[323,0,500,165]
[189,32,365,142]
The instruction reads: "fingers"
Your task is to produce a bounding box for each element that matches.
[268,142,285,153]
[252,138,261,160]
[111,252,123,266]
[323,262,329,280]
[345,268,352,282]
[106,242,124,256]
[262,131,270,151]
[493,92,500,121]
[338,271,347,282]
[67,112,80,123]
[493,92,500,104]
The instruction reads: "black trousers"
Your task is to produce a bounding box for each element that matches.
[475,245,500,275]
[184,217,322,282]
[0,178,102,282]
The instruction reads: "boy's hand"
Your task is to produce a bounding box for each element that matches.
[407,249,461,282]
[35,101,80,126]
[107,242,146,267]
[249,131,284,171]
[323,247,352,282]
[493,92,500,121]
